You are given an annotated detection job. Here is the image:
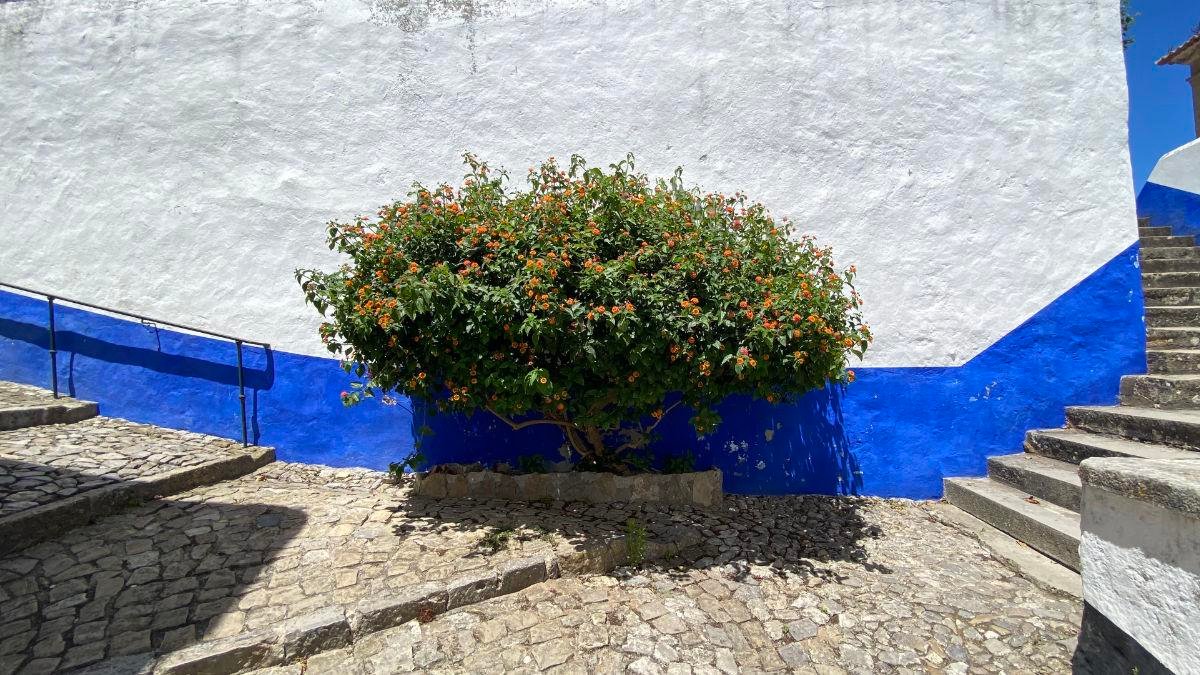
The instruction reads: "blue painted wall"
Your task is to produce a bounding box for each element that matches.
[418,244,1146,497]
[0,244,1145,498]
[1138,182,1200,237]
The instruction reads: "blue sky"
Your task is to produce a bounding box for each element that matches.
[1126,1,1200,191]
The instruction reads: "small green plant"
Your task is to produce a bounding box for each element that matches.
[662,451,696,474]
[625,518,647,565]
[517,454,547,474]
[388,450,425,480]
[478,527,514,555]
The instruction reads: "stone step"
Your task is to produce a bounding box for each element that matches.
[1143,287,1200,306]
[1147,349,1200,374]
[1145,305,1200,328]
[0,398,99,431]
[943,478,1081,571]
[1139,225,1171,237]
[1147,327,1200,349]
[1065,405,1200,450]
[1139,235,1196,248]
[1141,245,1200,260]
[1142,271,1200,289]
[1142,257,1200,274]
[1025,428,1200,464]
[1120,373,1200,409]
[986,453,1082,511]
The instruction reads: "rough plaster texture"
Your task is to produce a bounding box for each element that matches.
[1148,137,1200,194]
[0,0,1135,366]
[1080,484,1200,674]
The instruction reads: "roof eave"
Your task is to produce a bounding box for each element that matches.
[1159,35,1200,66]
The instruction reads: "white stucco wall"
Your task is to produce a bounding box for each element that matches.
[0,0,1135,365]
[1081,485,1200,674]
[1148,137,1200,193]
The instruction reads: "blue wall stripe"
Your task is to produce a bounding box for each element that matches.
[0,243,1145,498]
[1138,181,1200,235]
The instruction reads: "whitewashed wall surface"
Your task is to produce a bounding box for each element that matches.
[1,0,1135,366]
[1147,137,1200,194]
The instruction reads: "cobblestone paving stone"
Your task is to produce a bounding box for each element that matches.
[0,462,655,674]
[254,498,1083,675]
[0,382,60,409]
[0,418,247,517]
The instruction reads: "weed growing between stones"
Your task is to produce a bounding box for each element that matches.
[478,527,515,555]
[626,518,648,565]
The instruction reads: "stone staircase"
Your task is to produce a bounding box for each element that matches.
[0,381,274,554]
[944,217,1200,572]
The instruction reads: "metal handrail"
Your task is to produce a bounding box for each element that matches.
[0,281,270,446]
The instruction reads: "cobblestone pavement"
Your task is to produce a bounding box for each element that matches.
[1,460,1082,674]
[0,382,59,409]
[0,418,247,518]
[254,498,1083,675]
[0,462,650,674]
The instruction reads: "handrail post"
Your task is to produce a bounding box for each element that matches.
[235,340,248,447]
[47,297,58,399]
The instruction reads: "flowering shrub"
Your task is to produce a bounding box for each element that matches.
[298,155,870,470]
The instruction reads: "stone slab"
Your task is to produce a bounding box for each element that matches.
[0,382,99,431]
[0,445,276,555]
[929,502,1082,599]
[1080,457,1200,518]
[415,469,723,507]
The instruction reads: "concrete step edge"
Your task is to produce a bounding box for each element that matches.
[1121,373,1200,382]
[986,453,1081,511]
[151,527,701,674]
[0,399,100,431]
[1025,428,1199,463]
[0,447,276,556]
[926,503,1081,599]
[1065,406,1200,451]
[942,478,1080,571]
[1139,236,1194,246]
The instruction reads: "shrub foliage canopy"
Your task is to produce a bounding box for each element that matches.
[298,155,870,470]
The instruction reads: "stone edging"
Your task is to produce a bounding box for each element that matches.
[0,447,276,556]
[415,468,724,507]
[0,398,99,431]
[154,529,701,674]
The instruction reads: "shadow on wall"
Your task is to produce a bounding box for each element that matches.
[415,384,862,497]
[411,242,1147,498]
[0,290,417,469]
[0,300,274,444]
